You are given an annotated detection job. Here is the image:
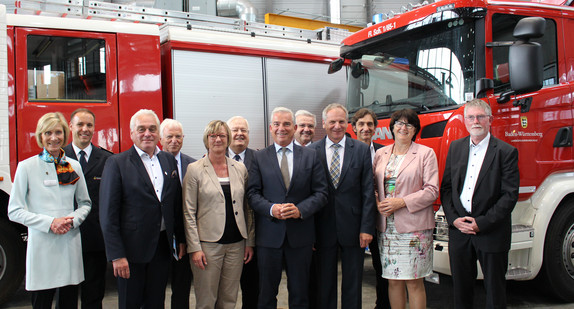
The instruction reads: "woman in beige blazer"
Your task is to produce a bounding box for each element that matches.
[373,109,439,309]
[183,120,255,309]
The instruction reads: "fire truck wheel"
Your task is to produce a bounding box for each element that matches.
[0,219,25,305]
[541,200,574,302]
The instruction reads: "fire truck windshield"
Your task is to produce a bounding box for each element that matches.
[347,17,476,118]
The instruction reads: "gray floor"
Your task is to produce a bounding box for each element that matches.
[1,255,574,308]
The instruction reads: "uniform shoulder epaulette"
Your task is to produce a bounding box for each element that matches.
[99,146,114,155]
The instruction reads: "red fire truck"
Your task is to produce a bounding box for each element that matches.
[332,0,574,301]
[0,1,348,303]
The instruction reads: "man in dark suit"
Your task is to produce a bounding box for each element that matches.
[100,109,185,309]
[227,115,258,309]
[247,107,328,309]
[310,103,376,309]
[351,108,390,309]
[160,118,196,309]
[63,108,112,309]
[441,99,519,309]
[294,110,316,147]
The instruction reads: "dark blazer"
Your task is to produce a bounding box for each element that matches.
[373,142,384,151]
[100,146,184,263]
[440,135,519,252]
[228,148,256,171]
[63,143,112,252]
[180,152,196,179]
[309,137,376,247]
[247,144,328,248]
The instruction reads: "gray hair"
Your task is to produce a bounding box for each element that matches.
[130,109,160,132]
[227,116,250,131]
[270,107,295,124]
[160,118,183,138]
[464,99,492,117]
[295,110,316,125]
[322,103,348,122]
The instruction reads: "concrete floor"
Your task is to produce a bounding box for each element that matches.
[1,255,574,308]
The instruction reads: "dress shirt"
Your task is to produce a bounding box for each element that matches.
[325,136,346,173]
[228,148,246,163]
[72,143,93,162]
[270,142,294,216]
[134,145,165,230]
[294,140,312,147]
[460,133,490,213]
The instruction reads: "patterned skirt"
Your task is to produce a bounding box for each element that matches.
[378,214,433,280]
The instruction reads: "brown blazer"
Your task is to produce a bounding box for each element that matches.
[373,142,439,233]
[183,156,255,253]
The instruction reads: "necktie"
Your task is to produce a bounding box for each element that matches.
[280,147,290,190]
[78,150,87,172]
[233,154,241,162]
[329,144,341,188]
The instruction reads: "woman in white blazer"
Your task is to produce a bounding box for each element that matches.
[183,120,254,309]
[8,112,91,309]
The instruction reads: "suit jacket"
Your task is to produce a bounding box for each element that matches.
[309,137,376,247]
[99,146,184,263]
[182,156,254,252]
[373,142,439,233]
[64,143,112,252]
[228,148,256,171]
[247,144,328,248]
[179,152,196,179]
[440,135,519,252]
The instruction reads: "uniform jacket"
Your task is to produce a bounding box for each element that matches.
[63,143,112,252]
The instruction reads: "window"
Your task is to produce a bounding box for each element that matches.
[27,35,106,102]
[492,14,557,93]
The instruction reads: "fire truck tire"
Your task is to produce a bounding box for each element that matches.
[541,201,574,302]
[0,219,25,305]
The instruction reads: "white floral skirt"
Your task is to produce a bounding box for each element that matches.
[378,214,433,280]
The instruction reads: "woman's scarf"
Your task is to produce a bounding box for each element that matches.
[39,148,80,185]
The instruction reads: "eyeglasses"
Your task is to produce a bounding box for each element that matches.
[464,115,490,122]
[208,134,227,140]
[394,120,414,130]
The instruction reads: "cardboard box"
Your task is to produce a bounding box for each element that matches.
[28,70,65,100]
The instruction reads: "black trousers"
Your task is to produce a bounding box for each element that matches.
[117,233,171,309]
[257,244,313,309]
[369,238,391,309]
[170,253,192,309]
[31,285,78,309]
[449,237,509,309]
[240,247,259,309]
[80,250,107,309]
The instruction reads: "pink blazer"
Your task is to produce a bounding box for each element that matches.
[373,142,439,233]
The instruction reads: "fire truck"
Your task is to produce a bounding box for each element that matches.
[332,0,574,301]
[0,1,348,303]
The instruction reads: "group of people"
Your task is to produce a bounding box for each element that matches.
[7,98,519,309]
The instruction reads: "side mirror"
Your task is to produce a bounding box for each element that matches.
[509,17,545,94]
[328,58,344,74]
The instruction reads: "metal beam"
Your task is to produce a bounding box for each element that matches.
[265,13,363,32]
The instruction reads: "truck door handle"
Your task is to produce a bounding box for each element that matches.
[553,126,573,147]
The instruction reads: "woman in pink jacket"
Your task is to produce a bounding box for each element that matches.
[373,108,439,309]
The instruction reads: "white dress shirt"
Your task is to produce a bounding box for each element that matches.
[460,133,490,213]
[228,148,246,163]
[134,145,165,230]
[72,143,93,162]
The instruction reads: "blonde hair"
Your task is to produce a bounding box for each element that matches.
[35,112,69,148]
[202,120,232,150]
